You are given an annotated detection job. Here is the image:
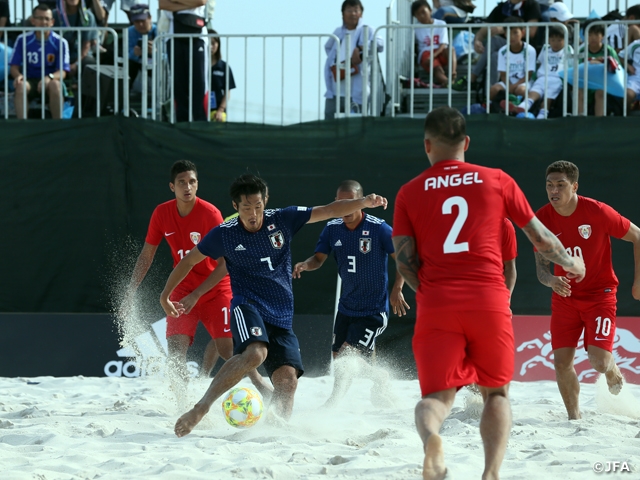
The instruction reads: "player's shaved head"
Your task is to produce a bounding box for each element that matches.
[337,180,363,198]
[424,107,467,146]
[230,174,268,204]
[171,160,197,183]
[546,160,579,183]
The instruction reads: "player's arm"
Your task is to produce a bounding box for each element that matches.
[292,252,328,279]
[533,251,571,297]
[307,194,387,224]
[391,236,420,292]
[119,242,158,318]
[503,258,517,297]
[621,222,640,300]
[522,217,585,282]
[389,253,410,316]
[179,258,228,314]
[160,246,207,317]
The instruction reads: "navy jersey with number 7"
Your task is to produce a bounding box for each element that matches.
[198,206,313,329]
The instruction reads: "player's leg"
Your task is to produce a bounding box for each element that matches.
[46,79,63,119]
[174,303,270,437]
[413,309,475,480]
[594,90,605,117]
[465,310,514,479]
[583,299,623,394]
[550,297,584,419]
[200,339,220,377]
[415,388,456,480]
[14,78,33,120]
[477,384,511,480]
[261,324,304,420]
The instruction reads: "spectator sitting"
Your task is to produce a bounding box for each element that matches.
[452,0,540,92]
[502,24,572,118]
[0,0,12,43]
[324,0,384,120]
[127,4,156,89]
[432,0,475,24]
[577,20,620,116]
[52,0,98,77]
[412,0,456,87]
[548,2,579,47]
[208,29,235,122]
[617,38,640,109]
[489,17,536,106]
[9,4,70,119]
[606,5,640,52]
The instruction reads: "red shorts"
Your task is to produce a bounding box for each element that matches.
[413,309,514,397]
[167,286,232,344]
[420,50,448,70]
[551,294,617,352]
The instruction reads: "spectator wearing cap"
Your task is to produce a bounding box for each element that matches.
[548,2,579,48]
[127,4,157,88]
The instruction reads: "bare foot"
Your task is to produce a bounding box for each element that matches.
[174,404,208,438]
[606,366,623,395]
[423,434,447,480]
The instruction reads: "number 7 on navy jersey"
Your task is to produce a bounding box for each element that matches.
[442,196,469,254]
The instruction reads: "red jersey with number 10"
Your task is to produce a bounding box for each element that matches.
[146,197,231,300]
[393,160,534,313]
[535,196,630,299]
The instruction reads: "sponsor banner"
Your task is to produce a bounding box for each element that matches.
[514,316,640,383]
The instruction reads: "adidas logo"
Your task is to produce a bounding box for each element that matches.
[335,240,342,246]
[104,318,198,378]
[235,244,246,251]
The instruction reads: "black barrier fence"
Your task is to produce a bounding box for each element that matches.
[2,115,639,321]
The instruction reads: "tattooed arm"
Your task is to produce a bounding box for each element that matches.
[392,236,420,292]
[523,217,585,283]
[534,251,572,297]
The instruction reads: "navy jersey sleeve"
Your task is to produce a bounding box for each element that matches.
[380,222,394,254]
[280,206,313,235]
[197,225,225,259]
[315,225,332,255]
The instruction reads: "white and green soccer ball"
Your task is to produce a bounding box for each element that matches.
[221,387,263,428]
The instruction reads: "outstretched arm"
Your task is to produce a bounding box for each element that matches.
[389,253,409,316]
[391,236,420,292]
[292,252,328,278]
[307,194,387,224]
[180,258,229,314]
[621,222,640,300]
[522,217,585,281]
[160,246,208,317]
[503,258,517,297]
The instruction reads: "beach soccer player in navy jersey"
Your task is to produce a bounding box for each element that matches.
[293,179,409,407]
[159,174,388,437]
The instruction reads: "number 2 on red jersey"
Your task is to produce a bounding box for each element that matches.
[442,196,469,254]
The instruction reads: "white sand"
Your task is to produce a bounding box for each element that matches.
[1,374,639,479]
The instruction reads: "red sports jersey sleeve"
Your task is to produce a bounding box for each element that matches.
[535,196,630,298]
[502,218,517,262]
[393,160,534,312]
[144,198,230,299]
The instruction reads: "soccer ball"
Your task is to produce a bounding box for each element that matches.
[221,387,263,428]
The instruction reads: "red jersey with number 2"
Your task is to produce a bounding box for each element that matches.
[535,195,630,299]
[146,197,231,300]
[393,160,535,313]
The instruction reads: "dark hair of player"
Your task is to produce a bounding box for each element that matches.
[411,0,431,17]
[504,16,525,30]
[626,5,640,19]
[548,24,566,39]
[584,19,606,36]
[170,160,198,184]
[337,180,363,197]
[423,106,467,146]
[342,0,364,13]
[33,3,51,14]
[546,160,579,183]
[210,29,222,63]
[230,174,268,205]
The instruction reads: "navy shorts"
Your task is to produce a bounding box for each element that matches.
[231,303,304,378]
[333,311,388,355]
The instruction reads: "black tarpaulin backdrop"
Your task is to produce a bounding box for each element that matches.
[2,115,639,319]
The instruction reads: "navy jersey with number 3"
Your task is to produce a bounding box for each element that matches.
[198,206,312,329]
[316,213,394,316]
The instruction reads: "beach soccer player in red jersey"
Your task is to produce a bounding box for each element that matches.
[391,107,585,480]
[122,160,271,397]
[534,160,640,420]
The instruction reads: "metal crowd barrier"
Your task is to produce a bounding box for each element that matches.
[373,22,572,117]
[1,26,118,119]
[148,33,343,125]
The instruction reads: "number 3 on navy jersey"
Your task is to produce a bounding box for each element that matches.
[442,196,469,254]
